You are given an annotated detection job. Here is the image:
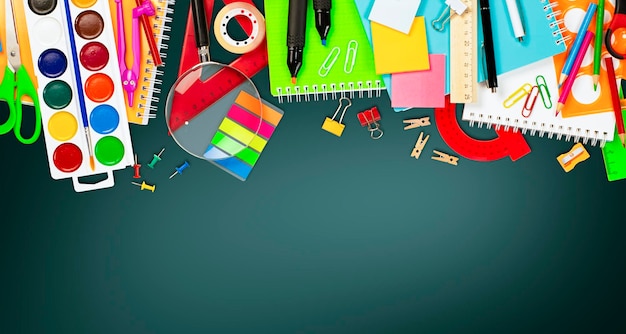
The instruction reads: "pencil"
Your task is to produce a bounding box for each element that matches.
[557,31,594,116]
[559,3,596,86]
[605,57,626,147]
[593,0,605,91]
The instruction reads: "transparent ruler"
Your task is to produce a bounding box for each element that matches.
[450,0,477,103]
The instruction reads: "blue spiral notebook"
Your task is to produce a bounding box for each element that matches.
[477,0,567,82]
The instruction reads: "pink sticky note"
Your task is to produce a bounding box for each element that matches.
[391,54,446,108]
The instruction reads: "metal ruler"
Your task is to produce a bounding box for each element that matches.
[450,0,477,103]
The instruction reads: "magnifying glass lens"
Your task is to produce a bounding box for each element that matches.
[165,62,263,161]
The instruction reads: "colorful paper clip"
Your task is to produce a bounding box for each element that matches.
[432,150,459,165]
[432,0,468,32]
[411,132,429,159]
[403,117,431,130]
[521,85,540,118]
[357,106,383,139]
[536,75,552,109]
[318,47,340,77]
[344,40,358,73]
[503,83,532,108]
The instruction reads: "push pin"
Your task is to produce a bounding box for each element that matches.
[131,181,156,192]
[147,148,165,169]
[169,161,190,179]
[132,154,141,179]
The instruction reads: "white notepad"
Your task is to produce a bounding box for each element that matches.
[462,58,615,147]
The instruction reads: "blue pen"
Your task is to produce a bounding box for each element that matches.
[559,2,597,86]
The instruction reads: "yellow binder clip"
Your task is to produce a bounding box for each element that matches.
[322,97,352,137]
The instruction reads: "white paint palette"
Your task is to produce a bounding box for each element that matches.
[23,0,134,192]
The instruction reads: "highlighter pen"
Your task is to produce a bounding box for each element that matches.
[480,0,498,92]
[287,0,308,84]
[505,0,525,42]
[313,0,331,45]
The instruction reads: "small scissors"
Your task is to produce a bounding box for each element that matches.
[0,0,42,144]
[606,0,626,59]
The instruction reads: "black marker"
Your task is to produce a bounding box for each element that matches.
[313,0,331,45]
[287,0,308,84]
[480,0,498,92]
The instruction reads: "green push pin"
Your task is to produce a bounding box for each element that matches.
[147,148,165,169]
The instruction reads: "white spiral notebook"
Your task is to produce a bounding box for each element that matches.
[463,58,615,147]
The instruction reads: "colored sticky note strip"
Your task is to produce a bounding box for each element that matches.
[204,92,284,181]
[368,0,422,34]
[227,104,277,139]
[371,16,429,74]
[218,118,268,152]
[391,54,446,108]
[213,155,254,180]
[235,91,283,126]
[210,132,260,166]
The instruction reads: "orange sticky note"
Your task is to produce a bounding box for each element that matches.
[371,16,430,75]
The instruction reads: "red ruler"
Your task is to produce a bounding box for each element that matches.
[170,0,268,132]
[434,96,531,162]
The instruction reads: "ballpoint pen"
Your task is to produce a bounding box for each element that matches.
[313,0,331,45]
[287,0,308,84]
[505,0,525,42]
[480,0,497,92]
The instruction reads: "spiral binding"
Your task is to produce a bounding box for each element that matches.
[542,0,571,46]
[465,111,609,147]
[275,80,383,103]
[136,0,175,122]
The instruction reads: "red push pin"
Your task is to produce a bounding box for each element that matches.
[132,154,141,179]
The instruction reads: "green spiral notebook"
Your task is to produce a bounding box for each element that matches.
[264,0,384,102]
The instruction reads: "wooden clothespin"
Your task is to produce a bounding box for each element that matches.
[432,150,459,165]
[403,117,431,130]
[411,132,429,159]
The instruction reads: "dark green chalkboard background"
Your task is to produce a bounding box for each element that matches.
[1,1,625,333]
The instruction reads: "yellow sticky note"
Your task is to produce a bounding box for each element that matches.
[371,16,430,75]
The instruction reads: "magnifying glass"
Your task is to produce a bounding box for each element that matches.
[165,0,263,161]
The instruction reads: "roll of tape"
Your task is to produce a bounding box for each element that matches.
[214,2,265,54]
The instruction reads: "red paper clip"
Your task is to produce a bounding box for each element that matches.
[357,107,383,139]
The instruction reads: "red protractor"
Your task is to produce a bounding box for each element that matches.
[171,0,268,132]
[434,96,532,162]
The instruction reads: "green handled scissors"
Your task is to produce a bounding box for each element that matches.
[0,0,41,144]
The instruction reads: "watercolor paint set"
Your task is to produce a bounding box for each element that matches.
[23,0,134,192]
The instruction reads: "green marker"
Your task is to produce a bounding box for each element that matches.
[594,0,605,91]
